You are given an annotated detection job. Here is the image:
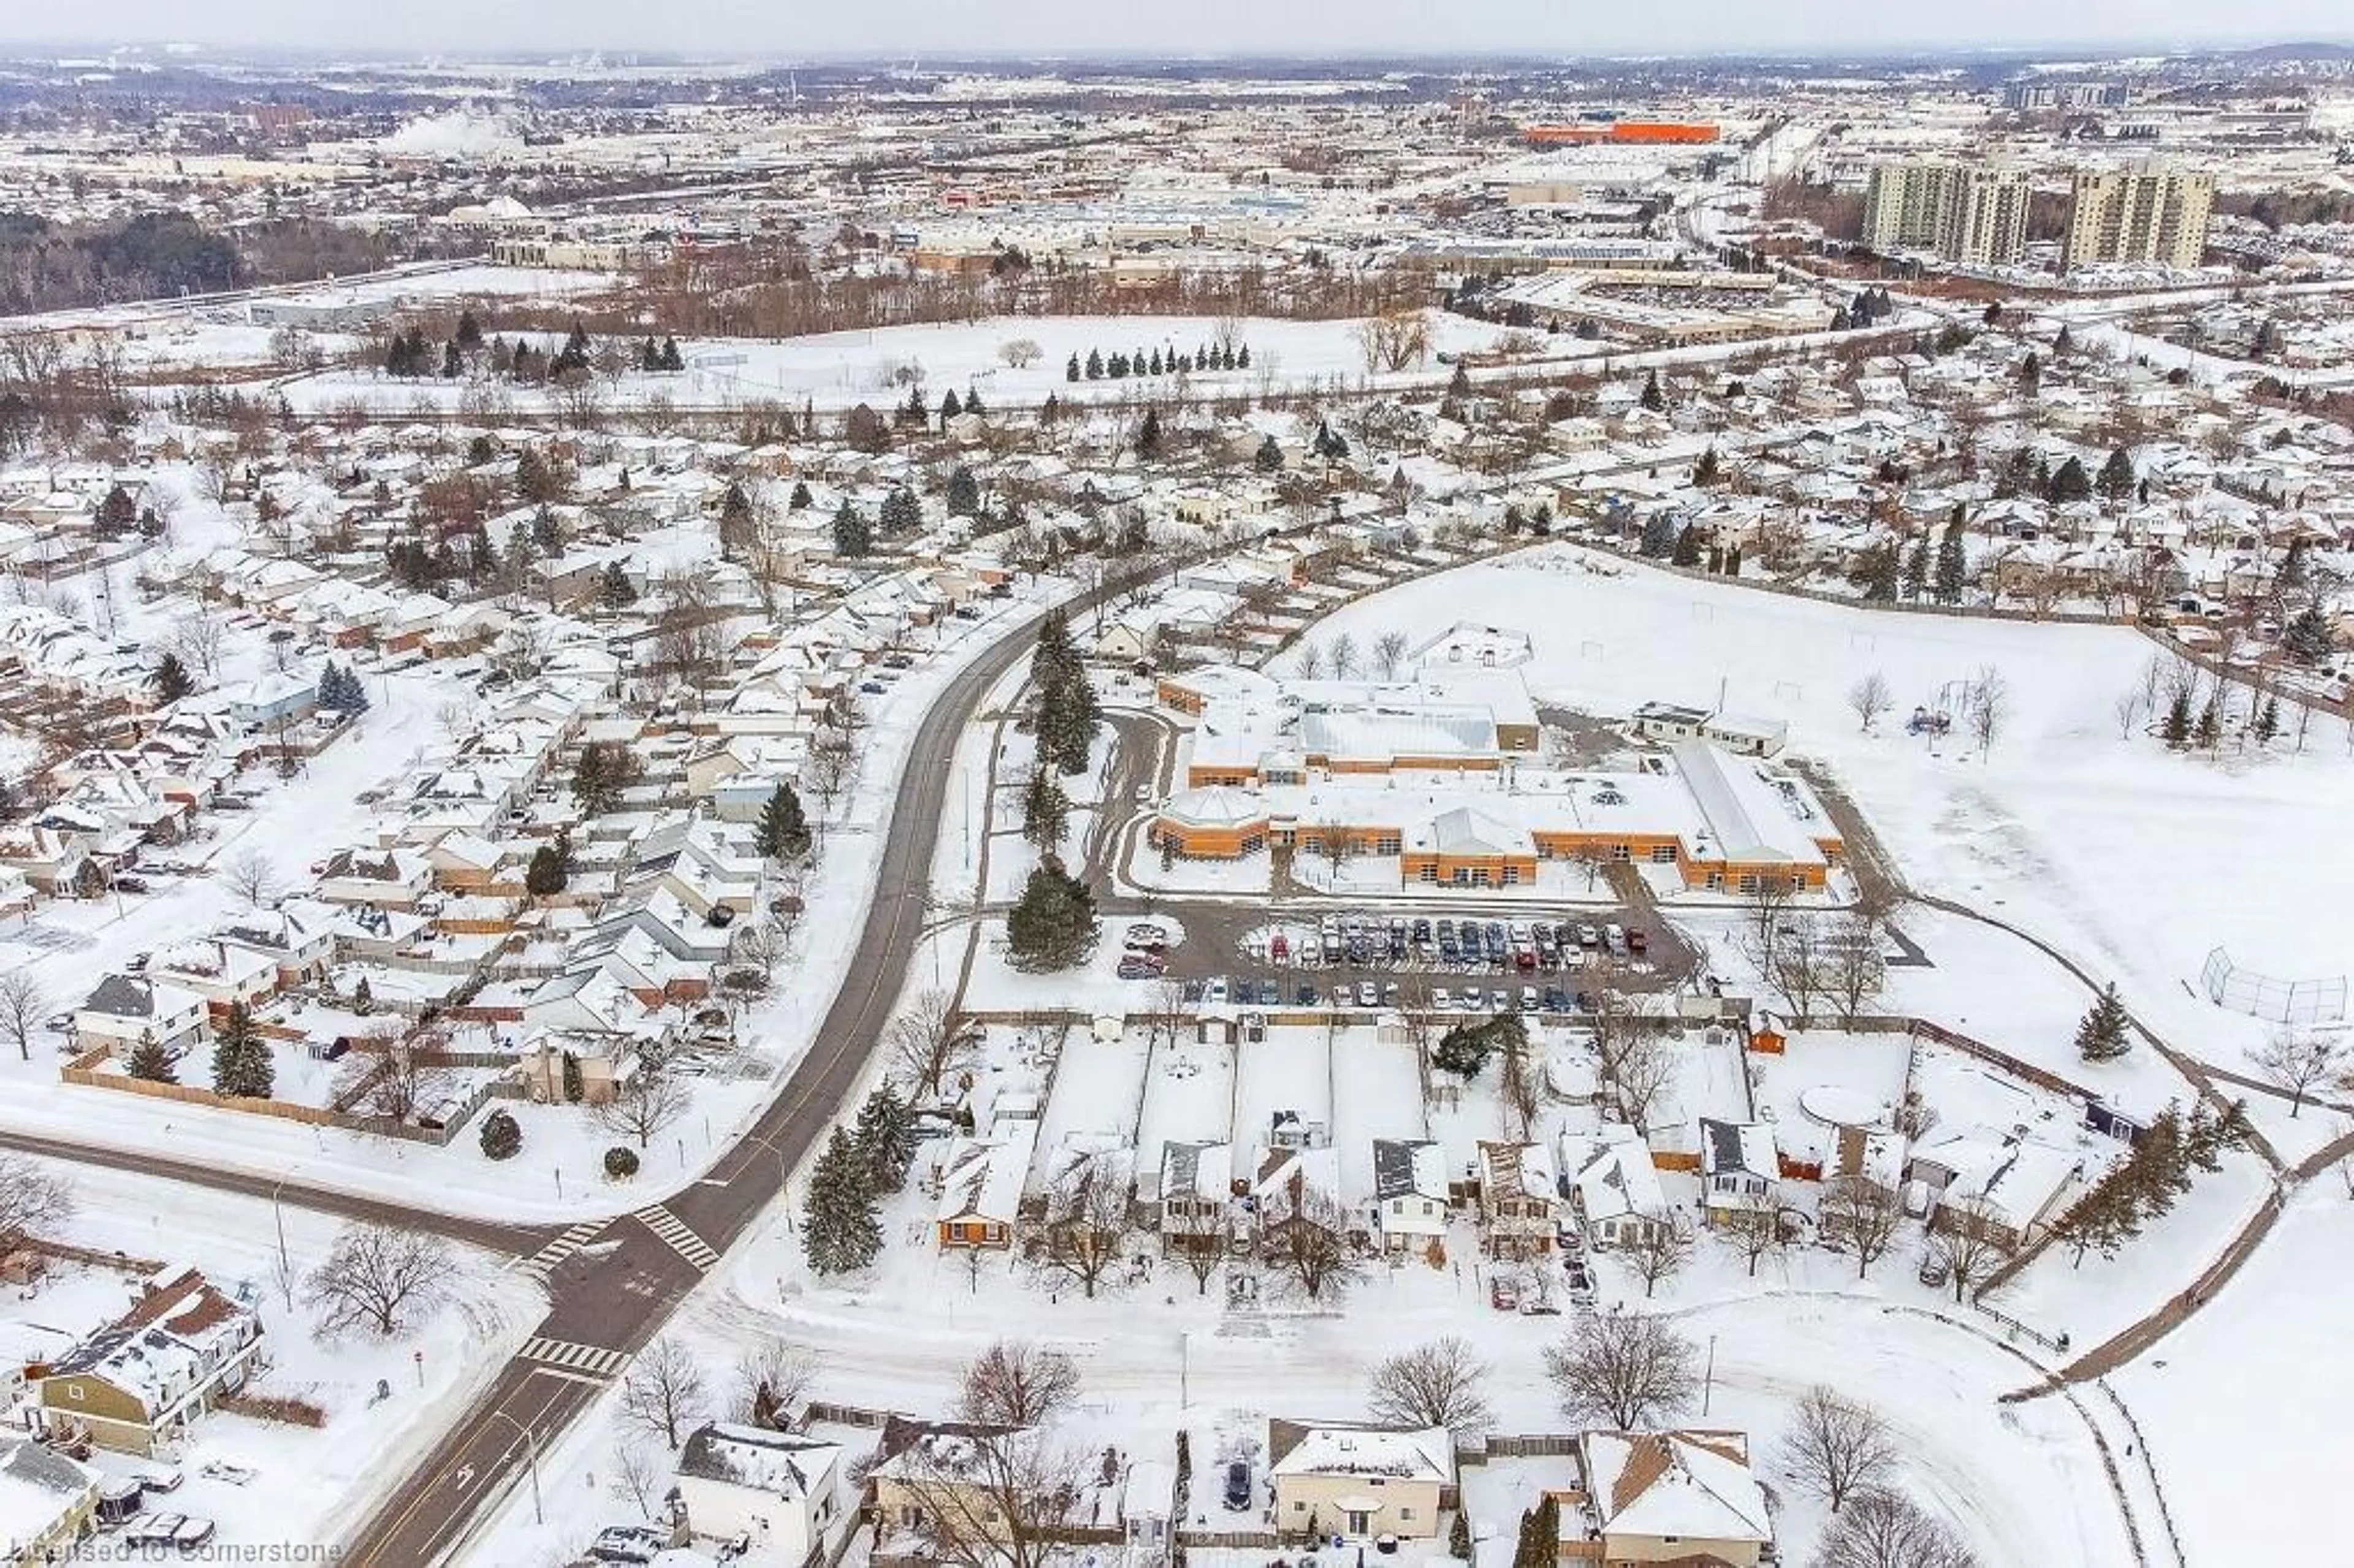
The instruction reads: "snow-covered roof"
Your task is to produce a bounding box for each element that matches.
[677,1422,842,1501]
[1270,1421,1453,1484]
[1572,1127,1669,1224]
[1580,1429,1770,1547]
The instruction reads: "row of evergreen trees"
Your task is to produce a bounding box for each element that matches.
[893,384,988,431]
[830,484,924,557]
[802,1083,919,1274]
[316,660,373,717]
[1029,607,1100,776]
[2047,1091,2250,1267]
[125,1000,273,1098]
[1066,341,1249,382]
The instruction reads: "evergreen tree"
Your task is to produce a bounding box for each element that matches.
[479,1108,522,1160]
[1254,435,1284,473]
[1933,523,1967,604]
[1639,370,1666,411]
[852,1084,918,1194]
[2161,687,2193,747]
[2075,983,2132,1062]
[832,500,873,557]
[789,480,813,511]
[525,835,569,897]
[455,309,484,353]
[351,976,373,1015]
[1085,349,1104,380]
[2277,538,2310,592]
[2047,456,2092,504]
[598,560,638,609]
[1432,1019,1498,1080]
[562,1051,584,1104]
[2255,696,2280,744]
[2097,447,2137,504]
[718,481,757,555]
[2195,693,2222,750]
[755,782,812,861]
[1856,539,1899,601]
[659,336,684,371]
[1067,352,1083,382]
[1022,767,1072,852]
[1137,409,1163,459]
[150,651,195,705]
[1889,530,1927,599]
[962,387,984,417]
[210,1002,273,1098]
[1236,344,1250,369]
[1108,353,1129,379]
[2049,1165,2144,1266]
[1638,513,1678,558]
[2282,604,2336,664]
[441,339,463,378]
[1670,523,1704,568]
[1006,861,1098,972]
[803,1126,883,1274]
[571,740,640,816]
[2019,351,2042,390]
[946,465,981,518]
[880,486,921,535]
[939,387,963,426]
[1692,446,1721,485]
[1449,1510,1473,1561]
[126,1030,176,1084]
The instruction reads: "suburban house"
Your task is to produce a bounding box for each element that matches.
[934,1121,1038,1250]
[0,1436,99,1564]
[33,1265,265,1456]
[1369,1138,1450,1254]
[316,847,435,907]
[869,1418,1030,1555]
[1476,1140,1561,1258]
[1562,1429,1773,1566]
[1569,1127,1673,1249]
[1911,1128,2098,1252]
[675,1422,847,1567]
[146,938,281,1011]
[72,974,209,1057]
[1268,1420,1453,1540]
[1697,1119,1779,1225]
[1156,1140,1237,1242]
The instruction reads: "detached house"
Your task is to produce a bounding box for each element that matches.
[1569,1127,1672,1250]
[1564,1429,1772,1566]
[1268,1420,1453,1540]
[934,1121,1039,1250]
[1370,1139,1450,1255]
[676,1423,847,1568]
[1477,1140,1560,1258]
[34,1266,264,1456]
[72,975,207,1057]
[1697,1118,1778,1226]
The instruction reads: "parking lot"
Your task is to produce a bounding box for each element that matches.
[1110,902,1697,1016]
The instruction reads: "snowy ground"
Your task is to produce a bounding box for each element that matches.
[1304,544,2354,1086]
[3,1154,533,1558]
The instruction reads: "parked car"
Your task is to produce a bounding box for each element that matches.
[1118,956,1165,980]
[1295,983,1319,1008]
[1577,924,1601,948]
[110,874,148,894]
[588,1524,672,1565]
[1564,1263,1597,1306]
[1627,927,1650,955]
[859,680,886,695]
[1489,1277,1519,1312]
[1918,1254,1951,1288]
[1355,981,1377,1008]
[121,1515,184,1550]
[1203,978,1229,1005]
[1224,1460,1254,1511]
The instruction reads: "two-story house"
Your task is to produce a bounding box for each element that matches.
[1477,1140,1560,1259]
[1369,1139,1449,1256]
[676,1423,847,1567]
[34,1266,265,1456]
[1268,1420,1453,1541]
[1697,1118,1779,1227]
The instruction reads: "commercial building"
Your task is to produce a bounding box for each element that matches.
[1861,162,2033,266]
[2062,164,2215,271]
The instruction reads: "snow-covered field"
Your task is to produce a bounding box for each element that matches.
[1307,544,2354,1081]
[266,311,1518,416]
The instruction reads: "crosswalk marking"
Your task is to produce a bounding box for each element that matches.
[525,1363,616,1388]
[513,1221,606,1282]
[634,1204,720,1271]
[517,1336,631,1380]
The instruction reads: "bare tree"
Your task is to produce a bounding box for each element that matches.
[612,1441,666,1520]
[888,1422,1091,1568]
[620,1334,709,1450]
[1927,1198,2011,1304]
[1621,1216,1694,1298]
[1816,1488,1979,1568]
[1779,1385,1899,1512]
[1306,826,1361,891]
[1820,1176,1906,1279]
[1742,875,1797,968]
[2253,1030,2341,1118]
[1328,631,1362,680]
[1148,978,1192,1051]
[957,1341,1082,1428]
[1826,911,1889,1022]
[302,1224,454,1336]
[1163,1205,1227,1296]
[1543,1311,1702,1431]
[170,611,228,681]
[1260,1178,1366,1301]
[997,339,1043,370]
[1293,639,1326,680]
[731,1337,819,1429]
[806,729,857,814]
[0,972,47,1064]
[1366,1337,1495,1439]
[1024,1155,1138,1300]
[221,848,284,908]
[1745,913,1830,1027]
[0,1154,74,1256]
[1720,1207,1786,1278]
[1848,671,1894,733]
[593,1070,692,1149]
[888,989,977,1103]
[1358,308,1433,375]
[1964,664,2009,759]
[1372,630,1411,682]
[332,1032,457,1124]
[1606,1026,1676,1130]
[2111,687,2147,741]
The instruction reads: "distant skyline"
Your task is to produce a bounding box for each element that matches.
[7,2,2353,61]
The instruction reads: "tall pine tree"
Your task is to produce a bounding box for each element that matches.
[802,1127,883,1275]
[853,1084,917,1194]
[210,1002,274,1098]
[2075,983,2132,1062]
[755,782,812,860]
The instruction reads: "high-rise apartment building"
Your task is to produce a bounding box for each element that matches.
[1861,162,2032,266]
[2061,164,2215,271]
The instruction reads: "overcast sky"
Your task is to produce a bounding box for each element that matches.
[12,2,2352,58]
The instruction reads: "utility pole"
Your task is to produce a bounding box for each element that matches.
[1702,1333,1717,1417]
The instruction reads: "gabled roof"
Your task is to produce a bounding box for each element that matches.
[1268,1421,1453,1484]
[678,1422,843,1501]
[1581,1429,1770,1548]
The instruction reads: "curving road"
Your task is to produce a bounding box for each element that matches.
[341,592,1069,1566]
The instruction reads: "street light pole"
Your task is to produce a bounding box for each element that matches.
[489,1410,544,1525]
[1702,1334,1717,1417]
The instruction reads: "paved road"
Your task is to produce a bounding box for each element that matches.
[340,596,1065,1567]
[0,1127,543,1255]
